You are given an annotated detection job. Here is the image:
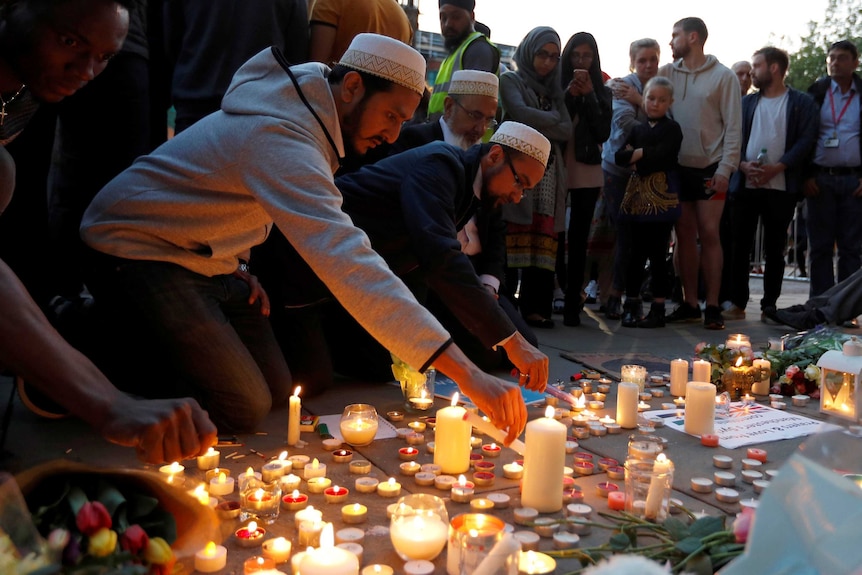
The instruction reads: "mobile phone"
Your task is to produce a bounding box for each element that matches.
[574,69,588,79]
[217,435,242,446]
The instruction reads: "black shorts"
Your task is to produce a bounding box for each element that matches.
[678,163,725,202]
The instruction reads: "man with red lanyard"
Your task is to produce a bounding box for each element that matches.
[804,40,862,302]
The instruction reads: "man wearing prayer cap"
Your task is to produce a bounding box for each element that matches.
[81,34,535,443]
[329,121,550,380]
[428,0,500,118]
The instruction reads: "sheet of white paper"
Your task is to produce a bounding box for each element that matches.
[317,414,399,442]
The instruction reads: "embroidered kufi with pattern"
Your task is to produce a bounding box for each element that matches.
[448,70,498,99]
[338,33,426,96]
[490,121,551,168]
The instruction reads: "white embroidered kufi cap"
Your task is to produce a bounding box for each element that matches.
[448,70,499,98]
[490,121,551,168]
[338,33,426,96]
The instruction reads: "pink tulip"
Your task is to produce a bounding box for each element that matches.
[732,507,755,543]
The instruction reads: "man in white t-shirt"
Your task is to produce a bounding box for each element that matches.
[725,47,819,321]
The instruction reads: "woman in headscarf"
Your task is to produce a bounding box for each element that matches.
[558,32,612,326]
[499,26,571,329]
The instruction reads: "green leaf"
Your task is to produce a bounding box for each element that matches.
[67,484,89,515]
[663,518,690,541]
[675,536,703,555]
[609,533,632,550]
[689,515,725,538]
[97,479,129,531]
[125,493,159,520]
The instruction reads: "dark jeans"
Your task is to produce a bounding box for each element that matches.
[730,188,798,310]
[806,173,862,296]
[506,266,555,319]
[86,255,291,432]
[603,170,629,294]
[625,221,673,300]
[563,186,601,311]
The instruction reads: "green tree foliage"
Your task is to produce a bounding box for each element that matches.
[785,0,862,90]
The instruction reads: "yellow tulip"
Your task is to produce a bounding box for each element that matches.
[87,528,117,557]
[143,537,174,565]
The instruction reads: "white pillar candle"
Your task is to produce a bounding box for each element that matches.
[299,523,359,575]
[521,406,567,513]
[684,382,716,436]
[643,454,673,520]
[692,360,711,384]
[670,359,688,397]
[616,382,639,429]
[433,393,472,474]
[194,541,227,573]
[752,358,771,395]
[287,386,301,446]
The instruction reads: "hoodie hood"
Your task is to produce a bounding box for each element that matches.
[669,54,719,100]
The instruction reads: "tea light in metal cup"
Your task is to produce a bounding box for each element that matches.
[335,527,365,545]
[588,400,604,410]
[398,447,419,461]
[342,503,368,524]
[332,449,354,463]
[481,442,502,458]
[322,438,344,451]
[307,477,332,494]
[765,469,779,480]
[261,537,291,564]
[563,487,584,504]
[715,487,740,503]
[408,420,426,433]
[470,498,495,512]
[595,482,618,498]
[513,507,539,525]
[553,532,580,550]
[487,492,511,509]
[426,441,435,454]
[573,427,590,439]
[287,454,310,468]
[354,477,379,494]
[741,458,763,470]
[297,520,323,548]
[234,521,265,548]
[349,460,372,474]
[472,471,495,486]
[606,466,625,480]
[395,427,411,439]
[470,435,483,448]
[399,461,421,476]
[714,471,736,486]
[280,490,308,511]
[469,453,484,468]
[533,517,558,538]
[753,479,770,494]
[376,477,401,497]
[513,531,540,552]
[387,410,405,422]
[279,473,301,492]
[638,392,652,403]
[474,460,496,474]
[324,485,349,503]
[740,498,759,512]
[564,440,578,453]
[771,400,787,410]
[567,517,591,535]
[741,470,763,484]
[573,461,594,476]
[433,474,457,491]
[414,471,436,486]
[405,432,425,446]
[502,462,523,479]
[573,452,594,464]
[597,383,611,393]
[650,389,665,398]
[420,463,442,475]
[691,477,714,493]
[712,455,733,469]
[661,402,676,410]
[792,394,810,407]
[244,555,275,574]
[597,458,618,472]
[637,401,651,412]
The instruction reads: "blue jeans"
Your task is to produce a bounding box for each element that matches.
[87,256,291,432]
[603,170,629,294]
[805,173,862,296]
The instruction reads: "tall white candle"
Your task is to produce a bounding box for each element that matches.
[752,359,771,395]
[434,393,472,474]
[521,406,567,513]
[684,382,716,436]
[287,386,301,446]
[299,523,359,575]
[644,454,673,520]
[616,382,639,429]
[670,359,688,397]
[691,360,711,384]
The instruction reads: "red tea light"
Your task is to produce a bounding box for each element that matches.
[606,466,625,481]
[595,482,619,498]
[481,443,502,458]
[235,521,265,548]
[215,500,241,520]
[573,461,594,476]
[474,461,496,474]
[597,458,619,472]
[398,447,419,461]
[423,417,436,427]
[701,434,720,447]
[747,448,768,463]
[561,476,576,489]
[281,490,308,511]
[473,471,495,486]
[324,485,349,504]
[332,449,354,463]
[502,462,523,480]
[563,488,584,504]
[469,453,484,467]
[607,490,626,511]
[573,452,594,464]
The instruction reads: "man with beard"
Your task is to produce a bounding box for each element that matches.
[0,0,217,464]
[331,121,549,377]
[426,0,499,119]
[659,17,741,330]
[725,47,818,323]
[81,34,536,443]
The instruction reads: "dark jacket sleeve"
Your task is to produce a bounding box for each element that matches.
[567,85,613,164]
[470,206,507,282]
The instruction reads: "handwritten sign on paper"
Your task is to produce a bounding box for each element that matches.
[648,403,839,449]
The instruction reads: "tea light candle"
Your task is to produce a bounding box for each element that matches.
[533,517,558,538]
[589,424,607,436]
[472,471,495,486]
[307,477,332,494]
[261,461,286,484]
[341,503,367,524]
[607,466,625,481]
[288,454,310,467]
[215,500,241,520]
[474,461,496,474]
[279,474,301,493]
[395,427,411,439]
[747,448,768,462]
[450,475,475,502]
[741,458,762,470]
[588,400,604,410]
[294,505,322,529]
[377,477,401,497]
[261,537,291,564]
[243,555,275,575]
[426,441,435,454]
[650,388,665,398]
[597,457,619,472]
[354,477,379,494]
[470,498,494,512]
[470,435,483,448]
[196,447,221,471]
[513,507,539,525]
[518,551,556,575]
[195,541,227,573]
[324,485,348,503]
[235,521,265,548]
[403,560,435,575]
[481,443,502,458]
[362,566,394,575]
[502,462,523,479]
[399,447,419,461]
[208,472,235,496]
[691,477,714,493]
[741,470,763,483]
[726,333,750,351]
[408,421,427,433]
[771,400,787,410]
[298,519,324,548]
[701,433,720,447]
[400,461,421,476]
[692,359,711,383]
[714,471,736,486]
[332,449,354,463]
[281,490,308,511]
[637,401,651,412]
[715,487,740,503]
[638,392,653,403]
[487,492,511,509]
[713,455,733,469]
[205,467,230,481]
[303,458,326,480]
[564,440,578,453]
[573,427,590,440]
[414,472,436,486]
[349,460,372,474]
[753,479,770,494]
[387,410,405,422]
[685,381,717,436]
[406,432,425,446]
[792,394,810,407]
[158,461,184,479]
[420,463,442,475]
[607,491,626,511]
[335,527,365,545]
[469,453,484,467]
[323,438,344,451]
[572,460,595,476]
[562,466,574,477]
[553,532,580,550]
[434,474,457,491]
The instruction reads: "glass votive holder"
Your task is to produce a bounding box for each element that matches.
[390,494,449,562]
[240,480,281,525]
[624,456,674,522]
[627,433,664,461]
[447,513,516,575]
[621,365,647,392]
[401,369,437,412]
[340,403,379,446]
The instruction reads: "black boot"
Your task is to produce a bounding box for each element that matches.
[638,302,666,328]
[621,299,642,328]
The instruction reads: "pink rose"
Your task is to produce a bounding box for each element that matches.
[732,507,756,543]
[75,501,112,536]
[694,342,707,354]
[785,365,800,377]
[120,524,149,556]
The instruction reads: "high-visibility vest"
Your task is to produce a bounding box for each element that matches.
[428,31,499,116]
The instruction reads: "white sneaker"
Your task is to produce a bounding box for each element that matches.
[584,280,598,303]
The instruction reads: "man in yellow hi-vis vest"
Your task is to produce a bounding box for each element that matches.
[427,0,500,119]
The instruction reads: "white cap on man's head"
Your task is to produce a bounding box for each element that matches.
[338,33,426,96]
[490,122,551,168]
[448,70,499,99]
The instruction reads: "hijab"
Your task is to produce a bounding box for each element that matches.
[512,26,563,100]
[560,32,605,96]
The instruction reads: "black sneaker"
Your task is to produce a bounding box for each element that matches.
[604,295,622,320]
[703,305,725,330]
[666,302,701,323]
[638,304,666,328]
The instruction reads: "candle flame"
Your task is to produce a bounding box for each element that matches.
[320,523,334,548]
[656,453,668,463]
[206,447,216,455]
[490,442,497,449]
[458,474,467,486]
[278,450,288,460]
[245,467,254,476]
[217,472,226,483]
[204,541,216,555]
[353,503,362,512]
[312,458,319,468]
[293,386,301,397]
[333,485,341,493]
[254,488,264,499]
[545,405,555,418]
[248,521,258,532]
[451,392,460,406]
[388,477,396,485]
[292,489,300,497]
[735,356,744,367]
[576,394,586,408]
[255,557,265,566]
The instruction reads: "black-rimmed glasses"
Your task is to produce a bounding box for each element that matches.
[451,98,498,129]
[502,148,527,199]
